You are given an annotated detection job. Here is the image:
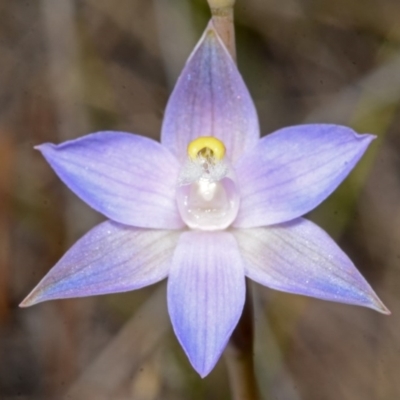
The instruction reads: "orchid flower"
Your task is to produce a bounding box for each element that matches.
[21,21,389,377]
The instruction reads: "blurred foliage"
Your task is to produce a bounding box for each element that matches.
[1,0,400,398]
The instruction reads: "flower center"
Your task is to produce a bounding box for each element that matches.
[176,137,240,231]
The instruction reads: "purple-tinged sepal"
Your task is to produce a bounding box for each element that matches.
[161,21,259,163]
[234,218,389,314]
[167,231,246,377]
[37,131,184,230]
[234,124,376,227]
[20,221,180,307]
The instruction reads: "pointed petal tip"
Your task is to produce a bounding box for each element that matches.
[357,132,377,144]
[19,292,41,308]
[198,368,212,379]
[353,288,390,314]
[19,283,51,307]
[181,341,223,378]
[182,353,214,378]
[372,298,391,315]
[33,143,46,151]
[188,354,218,379]
[186,347,221,378]
[200,20,225,54]
[203,20,231,57]
[205,19,215,31]
[34,143,54,154]
[19,300,32,308]
[367,287,390,315]
[380,307,391,316]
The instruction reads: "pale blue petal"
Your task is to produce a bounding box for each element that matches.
[161,21,259,163]
[37,131,184,229]
[233,218,389,314]
[167,231,246,377]
[20,221,181,306]
[234,124,375,227]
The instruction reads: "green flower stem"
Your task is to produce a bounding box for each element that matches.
[207,0,236,60]
[224,279,259,400]
[206,2,258,395]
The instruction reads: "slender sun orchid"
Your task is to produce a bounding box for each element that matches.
[21,21,389,377]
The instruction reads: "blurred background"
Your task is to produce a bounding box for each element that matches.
[1,0,400,398]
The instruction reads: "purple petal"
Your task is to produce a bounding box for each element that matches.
[167,231,246,377]
[234,218,389,314]
[37,131,184,229]
[161,21,259,163]
[234,124,375,227]
[20,221,181,306]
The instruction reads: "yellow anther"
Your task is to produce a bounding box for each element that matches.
[187,137,226,161]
